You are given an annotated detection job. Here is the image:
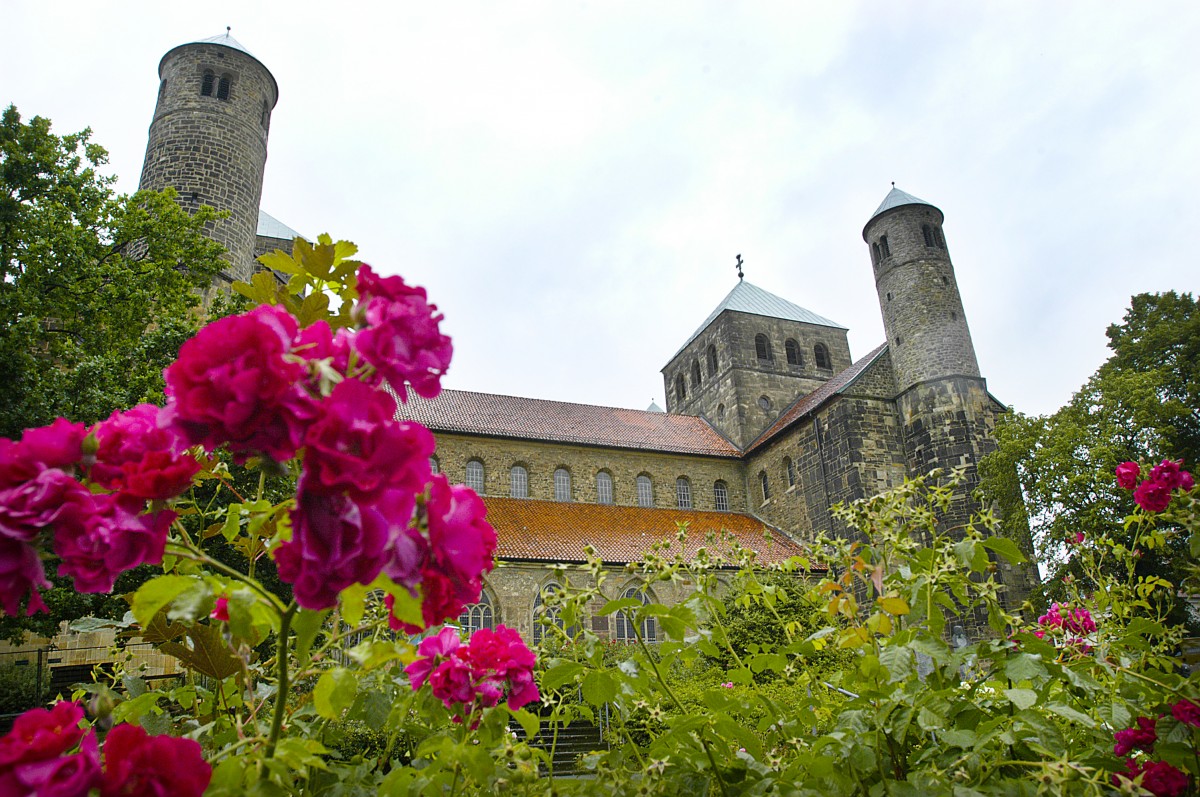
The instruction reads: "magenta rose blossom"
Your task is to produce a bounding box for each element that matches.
[425,475,497,615]
[99,724,211,797]
[1115,461,1141,490]
[1134,479,1173,513]
[1171,699,1200,727]
[53,493,174,594]
[162,305,315,462]
[405,624,539,722]
[1112,758,1190,797]
[90,404,201,500]
[0,537,52,616]
[302,379,434,502]
[0,468,90,544]
[468,625,540,711]
[355,265,452,401]
[18,418,87,474]
[1113,716,1158,757]
[0,701,88,767]
[275,487,399,610]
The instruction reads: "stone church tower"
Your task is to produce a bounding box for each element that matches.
[865,188,999,529]
[138,31,278,283]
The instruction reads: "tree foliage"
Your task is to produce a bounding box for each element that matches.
[979,291,1199,623]
[0,104,228,440]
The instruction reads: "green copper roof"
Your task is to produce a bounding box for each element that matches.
[256,210,304,241]
[868,187,938,223]
[670,280,844,361]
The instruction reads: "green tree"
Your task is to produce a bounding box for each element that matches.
[0,106,230,641]
[979,291,1198,625]
[0,104,228,440]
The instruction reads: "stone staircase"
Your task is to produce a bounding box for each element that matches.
[514,718,606,775]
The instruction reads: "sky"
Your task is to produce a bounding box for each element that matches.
[6,2,1198,418]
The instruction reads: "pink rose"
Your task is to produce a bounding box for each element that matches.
[275,487,400,610]
[20,418,87,473]
[406,626,462,690]
[53,493,174,594]
[427,656,477,708]
[1115,461,1141,490]
[425,475,496,619]
[99,724,211,797]
[90,404,200,500]
[0,702,87,767]
[0,468,90,543]
[1149,459,1188,490]
[1070,531,1084,545]
[1112,758,1190,797]
[210,595,230,623]
[163,305,315,463]
[301,379,434,502]
[1134,479,1173,513]
[1113,716,1158,757]
[355,265,452,401]
[0,537,51,616]
[1171,699,1200,727]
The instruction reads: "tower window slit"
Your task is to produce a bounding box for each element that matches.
[201,71,214,96]
[217,75,230,100]
[922,224,934,247]
[880,235,890,258]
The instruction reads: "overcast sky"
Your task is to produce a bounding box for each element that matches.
[7,2,1198,418]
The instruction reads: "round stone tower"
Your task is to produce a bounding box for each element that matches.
[863,187,979,394]
[138,31,278,284]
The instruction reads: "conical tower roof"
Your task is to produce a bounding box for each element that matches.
[670,280,843,361]
[197,30,255,57]
[868,186,939,222]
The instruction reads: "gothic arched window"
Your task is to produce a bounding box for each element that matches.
[615,586,655,643]
[554,468,571,502]
[707,344,718,377]
[465,459,485,493]
[785,339,802,366]
[596,471,613,505]
[755,334,771,361]
[759,471,771,502]
[510,465,528,498]
[785,457,797,487]
[714,480,729,512]
[676,477,692,509]
[636,475,653,508]
[814,343,831,370]
[429,456,440,475]
[691,360,702,390]
[458,590,494,636]
[200,71,215,97]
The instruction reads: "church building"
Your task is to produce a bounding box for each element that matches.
[136,33,1037,643]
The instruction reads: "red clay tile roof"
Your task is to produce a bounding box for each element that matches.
[745,343,889,454]
[483,497,818,568]
[394,389,740,458]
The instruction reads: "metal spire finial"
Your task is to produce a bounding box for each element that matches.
[735,254,744,281]
[226,26,231,34]
[891,180,895,187]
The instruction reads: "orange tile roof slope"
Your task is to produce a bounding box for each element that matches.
[483,496,819,568]
[746,343,889,454]
[395,389,741,458]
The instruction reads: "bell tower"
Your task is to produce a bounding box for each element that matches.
[139,30,278,284]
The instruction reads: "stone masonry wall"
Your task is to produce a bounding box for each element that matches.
[663,311,852,448]
[431,433,747,513]
[139,42,277,284]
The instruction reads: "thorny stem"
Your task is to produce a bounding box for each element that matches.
[265,602,298,759]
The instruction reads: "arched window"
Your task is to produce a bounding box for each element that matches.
[785,339,802,366]
[922,224,933,247]
[759,471,771,502]
[636,475,653,508]
[871,242,881,264]
[216,74,231,100]
[714,480,729,512]
[596,471,614,505]
[814,343,831,370]
[691,360,702,389]
[200,71,215,97]
[458,590,494,636]
[676,477,692,509]
[716,403,725,420]
[429,456,440,474]
[934,227,945,248]
[707,344,718,377]
[510,465,528,498]
[675,374,687,402]
[785,457,796,487]
[554,468,571,502]
[615,586,655,643]
[465,459,485,492]
[532,583,564,644]
[754,334,771,361]
[880,235,890,258]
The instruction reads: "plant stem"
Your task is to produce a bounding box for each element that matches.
[265,602,298,759]
[166,538,286,614]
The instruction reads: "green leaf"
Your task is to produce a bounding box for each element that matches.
[879,644,914,683]
[540,661,585,691]
[1004,652,1047,682]
[878,596,910,615]
[509,707,540,740]
[132,575,199,628]
[580,671,616,706]
[598,598,641,616]
[292,608,330,670]
[151,617,243,679]
[314,667,357,720]
[979,535,1027,563]
[1045,702,1096,727]
[1004,688,1038,710]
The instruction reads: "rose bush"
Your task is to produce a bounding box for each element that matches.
[0,235,1196,796]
